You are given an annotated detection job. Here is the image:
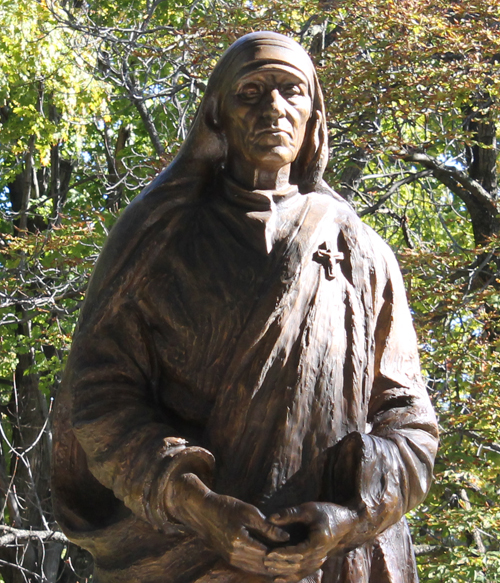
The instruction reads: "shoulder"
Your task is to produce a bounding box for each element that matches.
[306,184,405,291]
[308,184,395,258]
[78,181,203,329]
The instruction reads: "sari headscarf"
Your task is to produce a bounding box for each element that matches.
[78,32,330,322]
[143,31,329,198]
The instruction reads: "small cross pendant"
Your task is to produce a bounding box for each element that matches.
[313,242,344,280]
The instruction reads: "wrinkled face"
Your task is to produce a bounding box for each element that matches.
[221,65,312,171]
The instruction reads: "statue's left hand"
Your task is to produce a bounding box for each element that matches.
[263,502,359,583]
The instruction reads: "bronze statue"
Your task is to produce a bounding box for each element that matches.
[52,32,438,583]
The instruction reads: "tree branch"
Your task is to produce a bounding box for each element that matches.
[130,91,165,157]
[401,151,497,214]
[414,544,446,557]
[401,150,499,244]
[0,526,69,547]
[358,170,432,217]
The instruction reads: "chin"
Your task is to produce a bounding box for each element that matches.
[251,146,295,168]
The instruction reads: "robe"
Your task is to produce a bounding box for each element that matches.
[52,176,438,583]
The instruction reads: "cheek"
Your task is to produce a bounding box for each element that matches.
[289,102,312,134]
[291,110,311,146]
[224,110,253,145]
[299,102,313,123]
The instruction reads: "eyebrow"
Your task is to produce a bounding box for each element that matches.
[234,73,308,91]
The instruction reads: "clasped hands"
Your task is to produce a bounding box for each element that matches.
[167,473,359,583]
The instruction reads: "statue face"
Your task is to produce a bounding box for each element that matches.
[221,66,312,172]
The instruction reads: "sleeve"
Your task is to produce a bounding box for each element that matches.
[325,239,439,542]
[68,297,215,531]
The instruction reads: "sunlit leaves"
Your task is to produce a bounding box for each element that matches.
[400,238,500,580]
[0,0,109,192]
[319,0,500,183]
[0,1,499,581]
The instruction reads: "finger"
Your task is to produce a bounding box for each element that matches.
[234,530,268,554]
[265,544,327,576]
[230,532,268,575]
[266,541,309,560]
[266,550,304,562]
[266,564,301,576]
[269,506,311,526]
[286,549,328,579]
[274,568,321,583]
[246,510,290,543]
[264,556,303,572]
[274,576,302,583]
[265,559,302,575]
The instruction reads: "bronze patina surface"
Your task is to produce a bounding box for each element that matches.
[52,32,438,583]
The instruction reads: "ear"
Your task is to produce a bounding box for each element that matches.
[204,95,223,132]
[312,110,323,155]
[293,109,325,190]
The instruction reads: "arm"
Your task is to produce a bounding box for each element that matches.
[69,299,214,530]
[69,298,287,573]
[264,239,438,581]
[327,241,438,537]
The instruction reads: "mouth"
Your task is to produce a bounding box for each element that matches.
[254,127,293,138]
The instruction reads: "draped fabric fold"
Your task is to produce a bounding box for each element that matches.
[52,31,438,583]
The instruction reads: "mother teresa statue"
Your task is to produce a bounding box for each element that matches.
[52,32,438,583]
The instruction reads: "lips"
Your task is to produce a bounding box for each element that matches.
[254,132,291,148]
[252,127,294,148]
[254,127,293,138]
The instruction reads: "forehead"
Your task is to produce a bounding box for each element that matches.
[233,64,309,90]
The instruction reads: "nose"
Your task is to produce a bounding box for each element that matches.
[262,89,286,120]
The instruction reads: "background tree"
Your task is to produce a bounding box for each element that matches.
[0,0,499,581]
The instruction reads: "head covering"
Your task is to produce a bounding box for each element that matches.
[208,32,316,98]
[142,31,329,199]
[79,32,335,316]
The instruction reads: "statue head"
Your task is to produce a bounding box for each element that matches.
[77,32,338,331]
[145,32,328,197]
[204,32,328,190]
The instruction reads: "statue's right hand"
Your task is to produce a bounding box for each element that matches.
[166,473,290,575]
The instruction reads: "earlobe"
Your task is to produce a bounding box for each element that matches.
[204,96,223,132]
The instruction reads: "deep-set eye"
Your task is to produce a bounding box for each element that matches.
[281,84,302,97]
[237,83,263,102]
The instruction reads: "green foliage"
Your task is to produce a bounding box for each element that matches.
[0,1,499,581]
[402,239,500,580]
[0,0,108,184]
[320,0,500,165]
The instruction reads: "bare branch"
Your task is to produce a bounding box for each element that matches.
[358,170,432,217]
[414,544,446,557]
[0,526,69,547]
[401,151,497,215]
